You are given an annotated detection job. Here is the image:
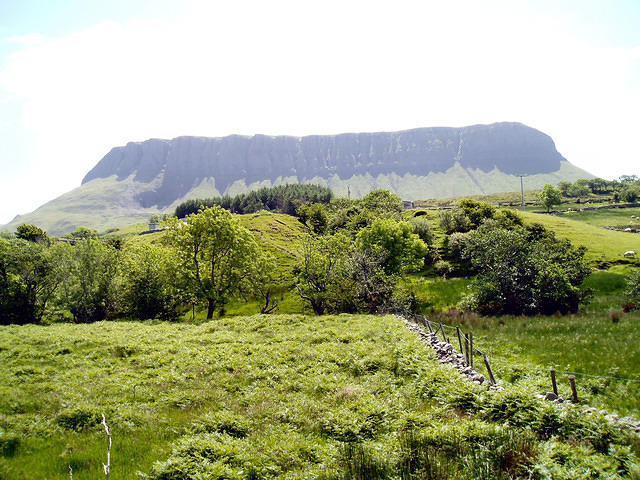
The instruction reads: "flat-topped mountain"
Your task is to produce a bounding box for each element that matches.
[3,122,592,235]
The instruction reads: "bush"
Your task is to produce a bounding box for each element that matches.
[461,224,590,315]
[408,216,434,245]
[0,433,20,457]
[624,270,640,311]
[56,407,101,431]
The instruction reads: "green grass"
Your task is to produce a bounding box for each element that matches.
[2,315,638,479]
[518,210,640,264]
[557,207,640,228]
[427,269,640,417]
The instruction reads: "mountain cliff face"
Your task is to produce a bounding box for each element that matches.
[83,122,566,208]
[4,122,593,235]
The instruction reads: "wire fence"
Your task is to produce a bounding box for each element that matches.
[407,313,640,395]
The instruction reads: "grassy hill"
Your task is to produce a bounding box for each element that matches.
[518,211,639,264]
[2,314,638,479]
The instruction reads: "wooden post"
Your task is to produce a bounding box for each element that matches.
[439,323,447,343]
[550,368,558,396]
[568,375,579,402]
[464,334,470,366]
[456,327,464,355]
[425,318,434,333]
[483,355,496,385]
[469,332,474,369]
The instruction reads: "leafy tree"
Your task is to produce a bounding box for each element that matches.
[356,219,428,274]
[621,188,639,203]
[537,184,562,212]
[242,253,280,314]
[461,224,590,315]
[408,216,434,245]
[167,206,263,319]
[0,238,60,324]
[348,249,397,313]
[118,244,182,320]
[458,199,496,229]
[558,181,572,197]
[293,234,355,315]
[15,224,50,245]
[439,209,472,234]
[492,209,523,229]
[293,234,401,315]
[360,190,403,216]
[297,203,328,234]
[566,183,590,198]
[65,226,99,240]
[54,239,119,322]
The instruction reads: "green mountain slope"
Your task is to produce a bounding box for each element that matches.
[2,160,591,236]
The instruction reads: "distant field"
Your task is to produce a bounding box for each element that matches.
[557,207,640,228]
[519,211,639,263]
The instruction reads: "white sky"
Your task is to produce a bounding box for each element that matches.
[1,0,639,225]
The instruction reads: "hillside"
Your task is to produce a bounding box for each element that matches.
[2,122,592,235]
[1,314,637,479]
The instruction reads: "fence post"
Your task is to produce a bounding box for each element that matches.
[464,334,470,367]
[550,368,558,396]
[425,317,434,334]
[483,354,496,385]
[568,375,579,402]
[469,332,474,369]
[456,327,464,355]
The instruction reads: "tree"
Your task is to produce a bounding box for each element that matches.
[438,209,472,234]
[65,226,99,240]
[54,239,119,323]
[0,238,60,324]
[297,203,328,234]
[360,190,403,216]
[242,253,280,314]
[461,224,590,315]
[167,206,263,319]
[623,271,640,312]
[15,224,50,245]
[458,199,496,229]
[118,243,182,320]
[293,234,356,315]
[355,219,428,274]
[408,216,434,245]
[537,184,562,212]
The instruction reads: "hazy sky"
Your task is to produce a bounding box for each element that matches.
[1,0,639,225]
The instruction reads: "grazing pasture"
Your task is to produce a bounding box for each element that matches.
[2,314,638,479]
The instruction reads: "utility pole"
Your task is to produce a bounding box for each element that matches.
[347,185,351,200]
[519,175,526,211]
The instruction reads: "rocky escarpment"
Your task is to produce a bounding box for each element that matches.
[83,122,568,208]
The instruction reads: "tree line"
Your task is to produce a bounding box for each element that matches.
[174,184,333,218]
[6,185,636,325]
[558,175,640,203]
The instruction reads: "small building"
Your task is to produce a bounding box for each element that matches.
[149,222,161,231]
[402,200,415,210]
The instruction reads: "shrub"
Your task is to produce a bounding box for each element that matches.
[461,224,591,315]
[624,270,640,311]
[408,216,434,245]
[56,407,101,431]
[0,433,20,457]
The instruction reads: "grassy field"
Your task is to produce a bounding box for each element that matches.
[2,314,638,480]
[518,211,639,264]
[422,269,640,418]
[557,207,640,228]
